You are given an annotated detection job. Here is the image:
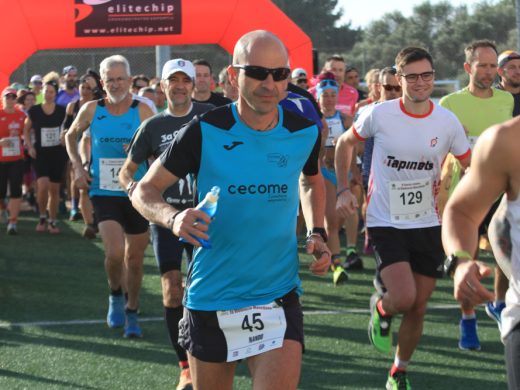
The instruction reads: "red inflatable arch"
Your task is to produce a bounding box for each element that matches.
[1,0,313,90]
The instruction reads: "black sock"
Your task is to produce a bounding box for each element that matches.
[164,306,188,362]
[110,287,123,296]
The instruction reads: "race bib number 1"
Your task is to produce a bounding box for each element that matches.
[389,178,432,222]
[217,302,287,362]
[1,137,21,157]
[41,127,61,147]
[99,158,124,191]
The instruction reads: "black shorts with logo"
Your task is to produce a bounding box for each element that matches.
[178,289,304,363]
[369,225,444,278]
[91,196,148,235]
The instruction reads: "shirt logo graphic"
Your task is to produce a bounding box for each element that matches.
[267,153,288,168]
[223,141,244,151]
[97,115,107,120]
[430,137,438,147]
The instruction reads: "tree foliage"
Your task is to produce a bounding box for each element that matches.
[277,0,518,79]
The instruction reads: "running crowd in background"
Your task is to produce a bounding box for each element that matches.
[1,33,520,390]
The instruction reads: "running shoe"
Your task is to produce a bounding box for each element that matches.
[373,269,387,295]
[176,368,193,390]
[332,265,349,285]
[344,251,364,270]
[6,223,17,235]
[485,302,505,333]
[82,225,97,239]
[124,311,143,338]
[386,370,412,390]
[107,295,125,328]
[36,218,47,232]
[368,292,393,353]
[459,318,481,351]
[48,221,60,234]
[69,209,82,222]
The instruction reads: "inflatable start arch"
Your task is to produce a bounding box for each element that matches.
[1,0,313,90]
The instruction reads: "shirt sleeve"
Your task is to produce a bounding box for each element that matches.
[302,128,321,176]
[352,104,375,140]
[127,121,153,165]
[449,116,471,159]
[159,118,202,178]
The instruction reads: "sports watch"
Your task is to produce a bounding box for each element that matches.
[443,250,472,278]
[307,227,328,242]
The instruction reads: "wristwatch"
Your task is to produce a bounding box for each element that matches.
[307,227,328,242]
[443,250,472,278]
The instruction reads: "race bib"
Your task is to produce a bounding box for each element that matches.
[41,127,61,147]
[99,158,124,191]
[217,302,287,362]
[389,178,432,222]
[2,137,21,157]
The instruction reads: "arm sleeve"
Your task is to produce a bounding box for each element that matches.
[127,121,153,165]
[159,118,202,178]
[302,128,321,176]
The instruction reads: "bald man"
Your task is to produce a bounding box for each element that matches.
[130,30,330,389]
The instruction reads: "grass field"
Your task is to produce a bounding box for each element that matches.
[0,212,509,389]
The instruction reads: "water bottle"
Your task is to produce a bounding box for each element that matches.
[180,186,220,249]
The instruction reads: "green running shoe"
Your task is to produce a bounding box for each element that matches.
[386,370,412,390]
[332,264,349,285]
[368,292,392,353]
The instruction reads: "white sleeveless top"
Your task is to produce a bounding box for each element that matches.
[503,196,520,341]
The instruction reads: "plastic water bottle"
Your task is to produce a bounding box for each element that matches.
[180,186,220,249]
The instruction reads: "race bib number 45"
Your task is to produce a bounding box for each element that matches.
[99,158,124,191]
[217,302,287,362]
[389,178,432,223]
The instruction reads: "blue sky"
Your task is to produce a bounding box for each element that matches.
[336,0,486,28]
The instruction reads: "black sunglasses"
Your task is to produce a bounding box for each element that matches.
[382,84,401,92]
[234,65,290,81]
[4,94,17,99]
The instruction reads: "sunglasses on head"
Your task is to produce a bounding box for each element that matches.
[4,94,17,99]
[382,84,401,92]
[234,65,290,81]
[319,79,338,88]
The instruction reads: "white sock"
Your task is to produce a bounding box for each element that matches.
[394,356,409,370]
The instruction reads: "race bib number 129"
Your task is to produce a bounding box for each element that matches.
[389,178,432,222]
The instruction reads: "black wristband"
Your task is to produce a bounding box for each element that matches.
[167,210,182,231]
[307,227,328,242]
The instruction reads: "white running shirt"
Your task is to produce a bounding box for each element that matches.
[353,98,470,229]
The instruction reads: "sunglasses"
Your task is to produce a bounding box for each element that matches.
[399,71,435,83]
[234,65,290,81]
[297,78,308,83]
[382,84,401,92]
[4,94,17,99]
[318,79,338,88]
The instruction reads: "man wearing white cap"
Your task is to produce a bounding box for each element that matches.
[119,58,214,390]
[29,75,43,104]
[291,68,308,90]
[497,50,520,116]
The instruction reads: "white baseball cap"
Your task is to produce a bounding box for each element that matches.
[162,59,195,80]
[291,68,307,79]
[30,74,43,84]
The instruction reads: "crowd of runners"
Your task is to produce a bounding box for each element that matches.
[1,30,520,390]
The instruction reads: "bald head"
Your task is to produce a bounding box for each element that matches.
[233,30,288,66]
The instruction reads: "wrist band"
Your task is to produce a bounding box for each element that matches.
[336,187,350,198]
[168,210,182,231]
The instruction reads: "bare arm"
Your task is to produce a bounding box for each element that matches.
[299,171,331,276]
[132,159,211,247]
[119,158,139,197]
[23,117,35,158]
[334,129,361,218]
[442,125,512,305]
[488,195,512,279]
[65,101,95,189]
